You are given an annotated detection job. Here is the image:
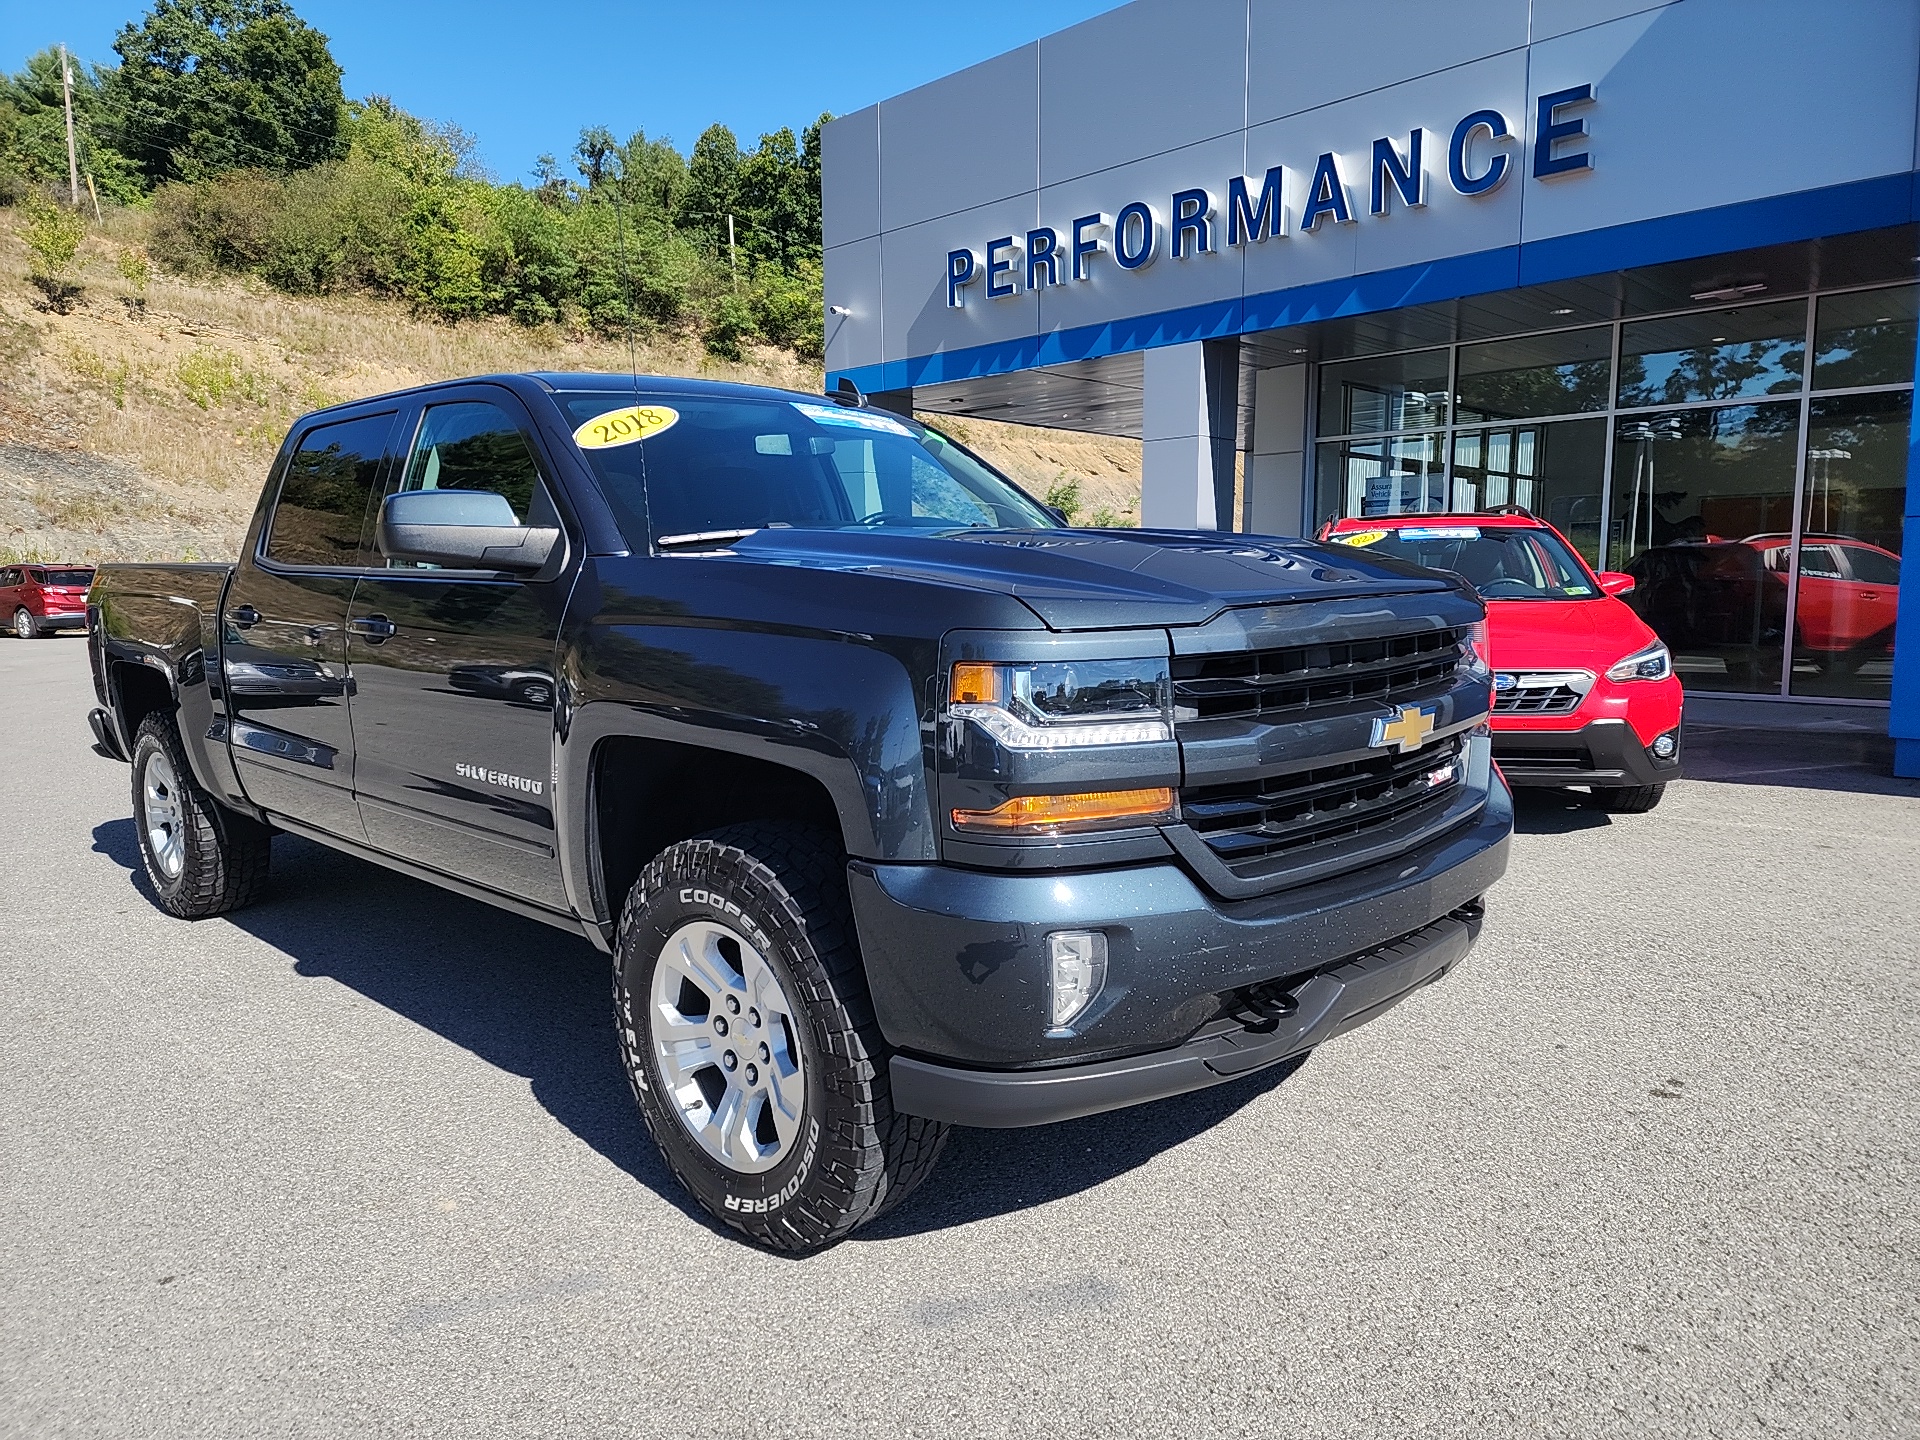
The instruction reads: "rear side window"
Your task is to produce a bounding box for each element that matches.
[266,413,394,566]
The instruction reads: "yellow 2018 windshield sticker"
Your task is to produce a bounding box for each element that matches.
[573,404,679,449]
[1335,529,1391,547]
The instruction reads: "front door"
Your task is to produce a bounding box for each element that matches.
[222,409,397,839]
[345,393,573,909]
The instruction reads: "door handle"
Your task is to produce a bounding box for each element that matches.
[231,604,261,629]
[348,614,397,643]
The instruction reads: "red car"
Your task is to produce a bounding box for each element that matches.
[1,563,95,639]
[1322,512,1684,812]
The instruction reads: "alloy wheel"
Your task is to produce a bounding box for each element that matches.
[648,918,807,1175]
[12,609,31,639]
[141,750,187,880]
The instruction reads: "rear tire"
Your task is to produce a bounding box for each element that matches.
[1587,783,1665,814]
[131,713,272,918]
[613,823,948,1252]
[12,608,38,639]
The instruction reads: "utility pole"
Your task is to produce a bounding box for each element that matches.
[59,44,81,211]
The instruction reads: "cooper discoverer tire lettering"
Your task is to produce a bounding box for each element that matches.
[131,713,272,919]
[613,823,948,1252]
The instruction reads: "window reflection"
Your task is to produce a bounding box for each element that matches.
[1812,286,1918,391]
[1612,402,1801,694]
[1455,328,1611,421]
[1789,390,1908,699]
[1617,301,1806,407]
[1316,350,1449,436]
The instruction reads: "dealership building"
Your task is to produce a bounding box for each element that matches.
[821,0,1920,774]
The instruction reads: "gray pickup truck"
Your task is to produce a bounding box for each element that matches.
[89,371,1512,1251]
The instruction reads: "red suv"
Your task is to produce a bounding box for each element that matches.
[2,564,96,639]
[1322,512,1684,812]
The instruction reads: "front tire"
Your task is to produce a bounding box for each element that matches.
[1587,782,1666,813]
[613,824,948,1252]
[131,713,272,918]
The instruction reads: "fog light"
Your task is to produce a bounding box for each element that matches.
[1047,931,1108,1032]
[1651,731,1678,760]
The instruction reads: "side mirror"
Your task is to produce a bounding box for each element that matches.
[1597,571,1636,597]
[376,490,560,574]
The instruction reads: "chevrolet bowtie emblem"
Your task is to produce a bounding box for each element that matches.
[1371,705,1436,754]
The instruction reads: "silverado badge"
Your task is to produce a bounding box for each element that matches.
[1371,705,1436,754]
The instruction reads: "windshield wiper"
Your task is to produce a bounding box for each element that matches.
[655,528,760,550]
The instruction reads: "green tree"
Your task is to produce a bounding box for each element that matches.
[1,49,145,203]
[677,122,740,255]
[103,0,347,185]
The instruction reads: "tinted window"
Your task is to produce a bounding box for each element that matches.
[555,392,1053,545]
[399,402,546,519]
[266,414,394,566]
[389,401,558,569]
[1842,546,1901,586]
[40,569,92,587]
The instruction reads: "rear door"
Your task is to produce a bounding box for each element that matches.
[222,408,399,838]
[344,388,576,909]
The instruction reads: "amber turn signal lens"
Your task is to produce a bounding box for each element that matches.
[950,662,1001,706]
[951,787,1175,835]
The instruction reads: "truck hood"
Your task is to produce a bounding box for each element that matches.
[720,527,1459,630]
[1487,595,1657,673]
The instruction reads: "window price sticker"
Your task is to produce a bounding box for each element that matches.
[574,404,680,449]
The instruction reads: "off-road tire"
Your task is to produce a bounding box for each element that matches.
[1588,782,1665,814]
[613,823,948,1252]
[131,713,272,918]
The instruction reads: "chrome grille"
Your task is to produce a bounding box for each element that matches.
[1172,626,1464,725]
[1182,735,1466,869]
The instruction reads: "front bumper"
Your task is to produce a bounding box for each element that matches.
[1492,718,1682,788]
[848,753,1511,1118]
[892,900,1482,1127]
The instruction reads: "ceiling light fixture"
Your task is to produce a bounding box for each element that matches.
[1550,307,1575,316]
[1689,282,1767,302]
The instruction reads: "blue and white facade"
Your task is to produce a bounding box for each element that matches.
[823,0,1920,767]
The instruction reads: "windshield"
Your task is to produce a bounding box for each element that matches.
[1330,523,1598,600]
[555,391,1055,546]
[33,569,93,588]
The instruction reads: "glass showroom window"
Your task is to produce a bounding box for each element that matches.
[1302,282,1911,704]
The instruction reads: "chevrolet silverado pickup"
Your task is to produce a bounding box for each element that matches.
[87,373,1512,1251]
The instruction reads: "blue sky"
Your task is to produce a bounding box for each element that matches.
[6,1,1119,181]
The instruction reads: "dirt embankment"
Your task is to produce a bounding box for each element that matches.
[0,208,1141,564]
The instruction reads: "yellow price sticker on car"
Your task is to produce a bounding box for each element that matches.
[573,404,679,449]
[1335,528,1391,547]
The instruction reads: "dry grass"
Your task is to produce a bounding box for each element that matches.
[0,207,1142,562]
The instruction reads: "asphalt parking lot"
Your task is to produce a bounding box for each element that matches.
[2,635,1916,1439]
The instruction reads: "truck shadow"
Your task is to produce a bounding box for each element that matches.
[91,819,1298,1240]
[1509,791,1611,835]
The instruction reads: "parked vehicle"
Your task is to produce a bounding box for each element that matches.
[2,563,95,638]
[1740,534,1898,673]
[1323,511,1683,812]
[87,373,1511,1251]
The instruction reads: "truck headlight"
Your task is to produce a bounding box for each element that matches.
[1458,619,1493,683]
[949,658,1172,749]
[1605,640,1673,682]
